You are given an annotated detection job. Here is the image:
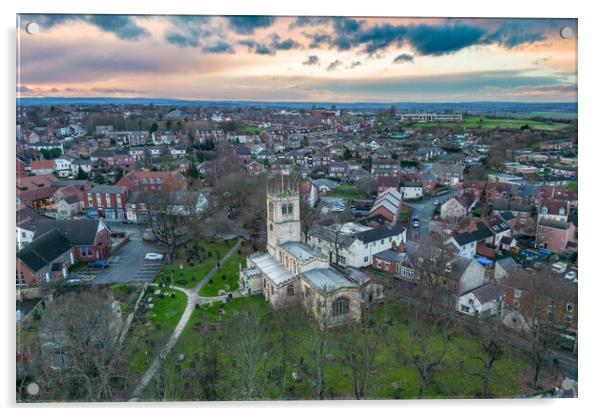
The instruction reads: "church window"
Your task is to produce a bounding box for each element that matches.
[287,284,295,296]
[287,203,293,214]
[332,296,349,317]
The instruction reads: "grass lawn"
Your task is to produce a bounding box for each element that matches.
[156,237,237,289]
[330,183,361,199]
[240,125,263,133]
[122,288,187,376]
[199,243,251,296]
[140,296,555,401]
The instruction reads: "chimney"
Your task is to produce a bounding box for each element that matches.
[397,241,405,253]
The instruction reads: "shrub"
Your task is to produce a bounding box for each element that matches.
[170,293,176,298]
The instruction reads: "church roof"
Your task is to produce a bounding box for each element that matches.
[280,241,322,262]
[249,252,294,285]
[301,268,355,293]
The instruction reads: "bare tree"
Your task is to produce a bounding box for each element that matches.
[355,176,378,198]
[273,295,304,395]
[337,306,386,399]
[463,318,504,398]
[30,289,126,401]
[408,309,449,399]
[301,289,332,400]
[410,238,456,318]
[145,190,201,262]
[222,307,273,399]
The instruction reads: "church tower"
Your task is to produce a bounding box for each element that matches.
[266,185,301,256]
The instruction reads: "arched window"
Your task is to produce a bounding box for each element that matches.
[287,203,293,214]
[287,284,295,296]
[332,296,349,317]
[281,205,287,215]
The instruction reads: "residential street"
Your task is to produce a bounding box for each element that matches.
[405,189,457,240]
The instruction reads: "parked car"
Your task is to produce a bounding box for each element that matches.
[111,231,126,238]
[145,253,164,261]
[412,218,420,228]
[89,259,109,268]
[565,271,577,281]
[552,262,568,274]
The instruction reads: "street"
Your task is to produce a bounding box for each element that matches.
[405,189,457,240]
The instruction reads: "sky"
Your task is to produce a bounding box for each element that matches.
[16,15,578,103]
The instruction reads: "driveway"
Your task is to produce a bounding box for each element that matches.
[92,238,165,285]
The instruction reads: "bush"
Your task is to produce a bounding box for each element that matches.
[170,293,176,298]
[208,278,214,284]
[221,274,226,280]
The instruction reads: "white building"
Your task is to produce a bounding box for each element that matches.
[307,221,406,268]
[457,282,501,317]
[400,113,463,123]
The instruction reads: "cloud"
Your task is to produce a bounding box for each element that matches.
[302,55,320,66]
[87,15,150,40]
[22,14,150,41]
[91,87,144,94]
[349,61,362,69]
[270,35,300,51]
[238,39,273,55]
[227,16,276,34]
[393,53,414,63]
[326,60,343,71]
[17,85,33,93]
[165,31,200,48]
[483,20,547,48]
[306,32,332,49]
[289,16,331,29]
[202,41,235,54]
[405,23,485,55]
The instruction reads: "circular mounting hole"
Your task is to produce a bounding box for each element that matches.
[560,26,573,39]
[25,22,39,35]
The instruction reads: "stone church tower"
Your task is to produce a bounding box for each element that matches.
[266,186,301,256]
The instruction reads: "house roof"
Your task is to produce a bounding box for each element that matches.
[17,229,73,272]
[469,282,500,303]
[538,218,573,230]
[88,185,128,194]
[355,221,405,244]
[34,219,103,246]
[496,257,520,273]
[374,248,405,262]
[453,222,493,246]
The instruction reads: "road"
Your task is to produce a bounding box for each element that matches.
[405,189,457,240]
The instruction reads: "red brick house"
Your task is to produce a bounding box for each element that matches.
[246,160,265,176]
[502,272,577,350]
[16,229,74,286]
[33,218,112,262]
[536,219,576,253]
[84,185,129,220]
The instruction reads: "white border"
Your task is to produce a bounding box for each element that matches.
[2,1,599,416]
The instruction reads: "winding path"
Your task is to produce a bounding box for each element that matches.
[128,238,243,401]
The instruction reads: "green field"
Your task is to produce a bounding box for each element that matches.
[139,296,555,401]
[406,115,569,131]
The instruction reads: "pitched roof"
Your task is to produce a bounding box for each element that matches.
[470,282,500,303]
[17,229,72,272]
[34,219,103,245]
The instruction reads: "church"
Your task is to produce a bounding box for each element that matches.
[239,185,385,326]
